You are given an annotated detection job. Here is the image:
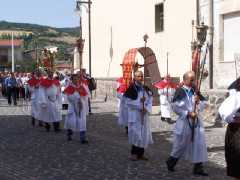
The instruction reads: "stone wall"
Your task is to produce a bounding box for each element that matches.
[93,78,118,101]
[202,89,228,126]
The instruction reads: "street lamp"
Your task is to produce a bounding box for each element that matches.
[196,22,208,48]
[75,0,92,76]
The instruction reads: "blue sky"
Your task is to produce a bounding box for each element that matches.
[0,0,79,28]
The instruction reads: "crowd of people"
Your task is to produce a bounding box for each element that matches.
[0,72,31,105]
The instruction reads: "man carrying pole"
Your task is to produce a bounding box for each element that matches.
[124,70,153,161]
[166,71,208,176]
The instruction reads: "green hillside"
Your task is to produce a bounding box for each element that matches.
[0,20,79,37]
[0,21,79,62]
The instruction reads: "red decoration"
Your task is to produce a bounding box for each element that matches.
[77,85,88,96]
[117,84,127,93]
[64,85,75,95]
[40,78,53,88]
[154,79,177,89]
[53,79,60,87]
[192,49,200,76]
[28,77,39,87]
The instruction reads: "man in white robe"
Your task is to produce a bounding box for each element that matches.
[64,74,88,144]
[38,71,62,132]
[28,72,40,127]
[124,71,153,161]
[116,78,128,134]
[158,75,176,123]
[166,71,208,176]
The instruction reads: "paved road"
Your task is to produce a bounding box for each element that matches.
[0,97,231,180]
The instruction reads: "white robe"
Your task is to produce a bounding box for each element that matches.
[126,90,153,148]
[38,85,62,123]
[171,87,208,163]
[64,91,87,132]
[117,92,128,127]
[159,88,175,118]
[60,78,71,106]
[218,89,240,123]
[28,85,39,119]
[82,83,90,115]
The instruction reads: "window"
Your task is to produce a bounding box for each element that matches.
[223,13,240,61]
[155,3,164,33]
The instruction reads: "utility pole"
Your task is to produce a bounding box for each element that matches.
[75,0,92,75]
[196,0,200,26]
[11,32,15,72]
[88,0,92,77]
[209,0,214,89]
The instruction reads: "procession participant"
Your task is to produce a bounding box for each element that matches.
[28,72,40,127]
[60,73,71,110]
[64,74,89,144]
[38,70,62,132]
[166,71,208,176]
[116,77,128,134]
[124,70,153,161]
[155,75,176,123]
[81,68,96,115]
[78,69,91,115]
[219,77,240,180]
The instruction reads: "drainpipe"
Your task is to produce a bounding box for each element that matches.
[209,0,214,89]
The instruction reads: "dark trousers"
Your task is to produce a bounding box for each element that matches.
[45,122,60,132]
[7,87,17,105]
[2,85,6,97]
[131,145,144,157]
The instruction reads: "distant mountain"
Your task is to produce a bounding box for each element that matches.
[0,20,80,37]
[0,21,80,61]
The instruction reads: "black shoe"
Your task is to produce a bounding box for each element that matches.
[67,136,72,141]
[31,117,35,127]
[167,118,175,124]
[161,117,166,121]
[166,156,178,172]
[45,123,50,132]
[38,121,43,127]
[125,126,128,135]
[81,139,89,144]
[54,129,61,133]
[53,122,61,132]
[193,163,208,176]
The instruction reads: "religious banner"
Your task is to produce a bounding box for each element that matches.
[121,48,138,87]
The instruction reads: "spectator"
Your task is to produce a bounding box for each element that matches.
[5,72,17,105]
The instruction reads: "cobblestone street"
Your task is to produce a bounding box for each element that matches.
[0,97,231,180]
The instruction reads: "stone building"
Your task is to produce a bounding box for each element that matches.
[200,0,240,89]
[0,39,24,71]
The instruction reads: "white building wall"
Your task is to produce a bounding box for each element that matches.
[200,0,240,88]
[80,0,196,79]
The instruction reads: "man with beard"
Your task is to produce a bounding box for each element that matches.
[124,70,153,161]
